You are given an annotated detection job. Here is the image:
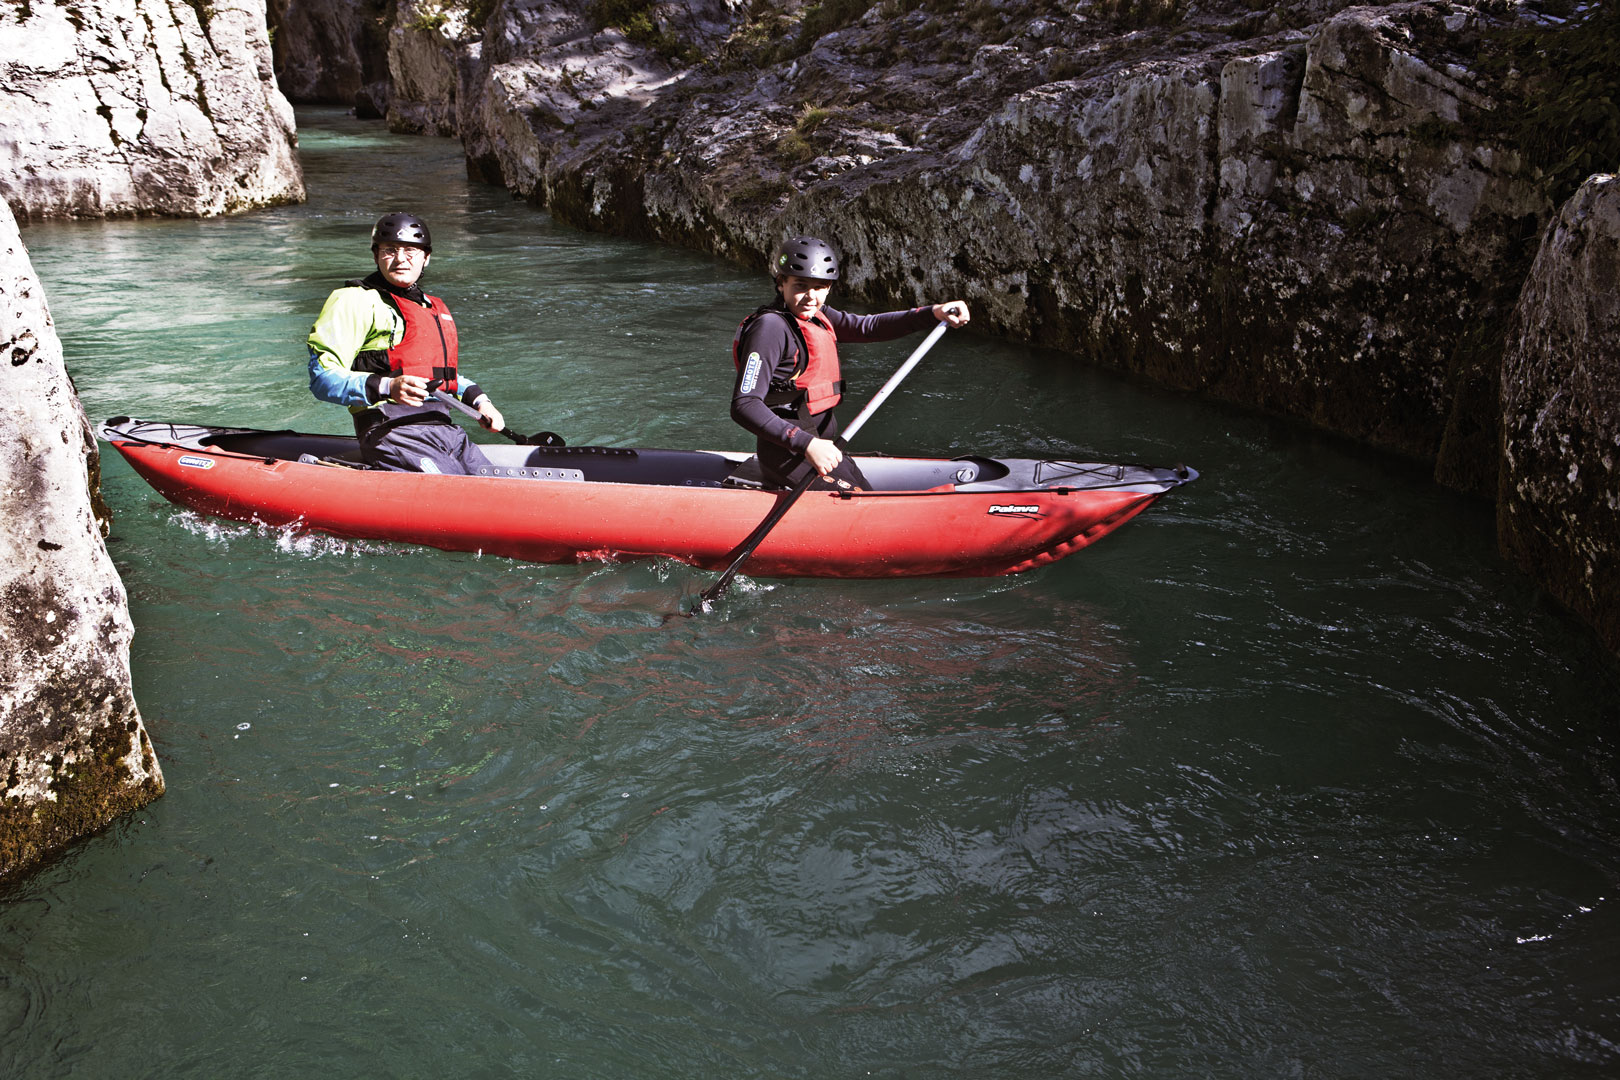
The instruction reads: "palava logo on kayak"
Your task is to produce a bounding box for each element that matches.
[177,455,216,470]
[988,503,1041,517]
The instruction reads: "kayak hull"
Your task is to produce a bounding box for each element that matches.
[99,418,1196,579]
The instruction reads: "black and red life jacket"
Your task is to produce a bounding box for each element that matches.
[348,277,460,436]
[380,287,459,394]
[732,307,843,415]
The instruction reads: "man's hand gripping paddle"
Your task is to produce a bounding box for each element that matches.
[430,384,565,447]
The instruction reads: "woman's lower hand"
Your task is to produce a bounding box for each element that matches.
[804,438,843,477]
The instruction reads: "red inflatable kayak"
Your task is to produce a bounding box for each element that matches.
[98,417,1196,578]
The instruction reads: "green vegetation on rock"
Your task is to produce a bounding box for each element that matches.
[775,103,839,164]
[405,9,450,32]
[588,0,702,64]
[1486,3,1620,205]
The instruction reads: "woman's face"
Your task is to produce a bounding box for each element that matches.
[778,274,833,320]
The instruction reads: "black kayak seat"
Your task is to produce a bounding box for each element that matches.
[722,458,769,490]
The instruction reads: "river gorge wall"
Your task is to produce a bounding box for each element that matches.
[0,200,164,882]
[1500,174,1620,657]
[0,0,304,220]
[273,0,1617,652]
[356,0,1553,474]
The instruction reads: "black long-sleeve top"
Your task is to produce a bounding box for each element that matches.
[730,302,940,454]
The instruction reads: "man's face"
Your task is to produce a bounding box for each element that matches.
[374,242,429,288]
[778,275,832,320]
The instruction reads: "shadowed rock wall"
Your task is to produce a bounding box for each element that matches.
[1500,175,1620,656]
[267,0,395,116]
[0,200,164,882]
[381,3,1548,470]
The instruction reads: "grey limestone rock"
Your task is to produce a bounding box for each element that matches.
[0,199,163,882]
[501,3,1549,466]
[1499,175,1620,655]
[0,0,305,221]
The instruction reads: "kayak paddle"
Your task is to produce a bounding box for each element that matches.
[431,386,565,447]
[691,320,951,614]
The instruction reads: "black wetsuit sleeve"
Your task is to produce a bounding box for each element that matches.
[731,313,813,454]
[822,305,939,343]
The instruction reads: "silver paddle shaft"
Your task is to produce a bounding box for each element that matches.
[838,321,949,444]
[432,388,480,420]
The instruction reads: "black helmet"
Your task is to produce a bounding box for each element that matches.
[773,236,839,282]
[371,212,432,253]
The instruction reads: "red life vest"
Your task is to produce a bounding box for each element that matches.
[794,312,842,413]
[386,291,459,394]
[732,308,842,414]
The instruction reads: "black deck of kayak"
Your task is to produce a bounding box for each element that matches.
[196,428,1018,491]
[103,419,1194,495]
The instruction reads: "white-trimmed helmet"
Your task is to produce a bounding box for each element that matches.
[371,212,432,253]
[774,236,839,282]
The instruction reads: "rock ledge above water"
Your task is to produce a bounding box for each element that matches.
[0,0,304,221]
[1500,174,1620,656]
[0,200,164,882]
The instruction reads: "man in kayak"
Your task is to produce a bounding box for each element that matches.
[731,236,971,490]
[306,212,506,473]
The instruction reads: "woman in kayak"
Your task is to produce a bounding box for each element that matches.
[730,236,970,490]
[306,213,507,474]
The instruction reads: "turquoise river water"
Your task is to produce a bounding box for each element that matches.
[5,109,1620,1078]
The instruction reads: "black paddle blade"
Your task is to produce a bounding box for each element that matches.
[687,471,818,615]
[495,428,566,447]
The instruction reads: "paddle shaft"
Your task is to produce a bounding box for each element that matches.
[432,388,523,443]
[695,320,951,610]
[838,321,947,443]
[432,388,563,447]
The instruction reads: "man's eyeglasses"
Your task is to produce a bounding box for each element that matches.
[377,244,425,260]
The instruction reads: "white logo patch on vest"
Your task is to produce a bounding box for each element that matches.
[740,353,763,394]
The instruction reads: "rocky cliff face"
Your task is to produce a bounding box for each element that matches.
[0,200,164,882]
[0,0,302,878]
[1499,174,1620,656]
[425,0,729,177]
[385,0,477,134]
[0,0,304,220]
